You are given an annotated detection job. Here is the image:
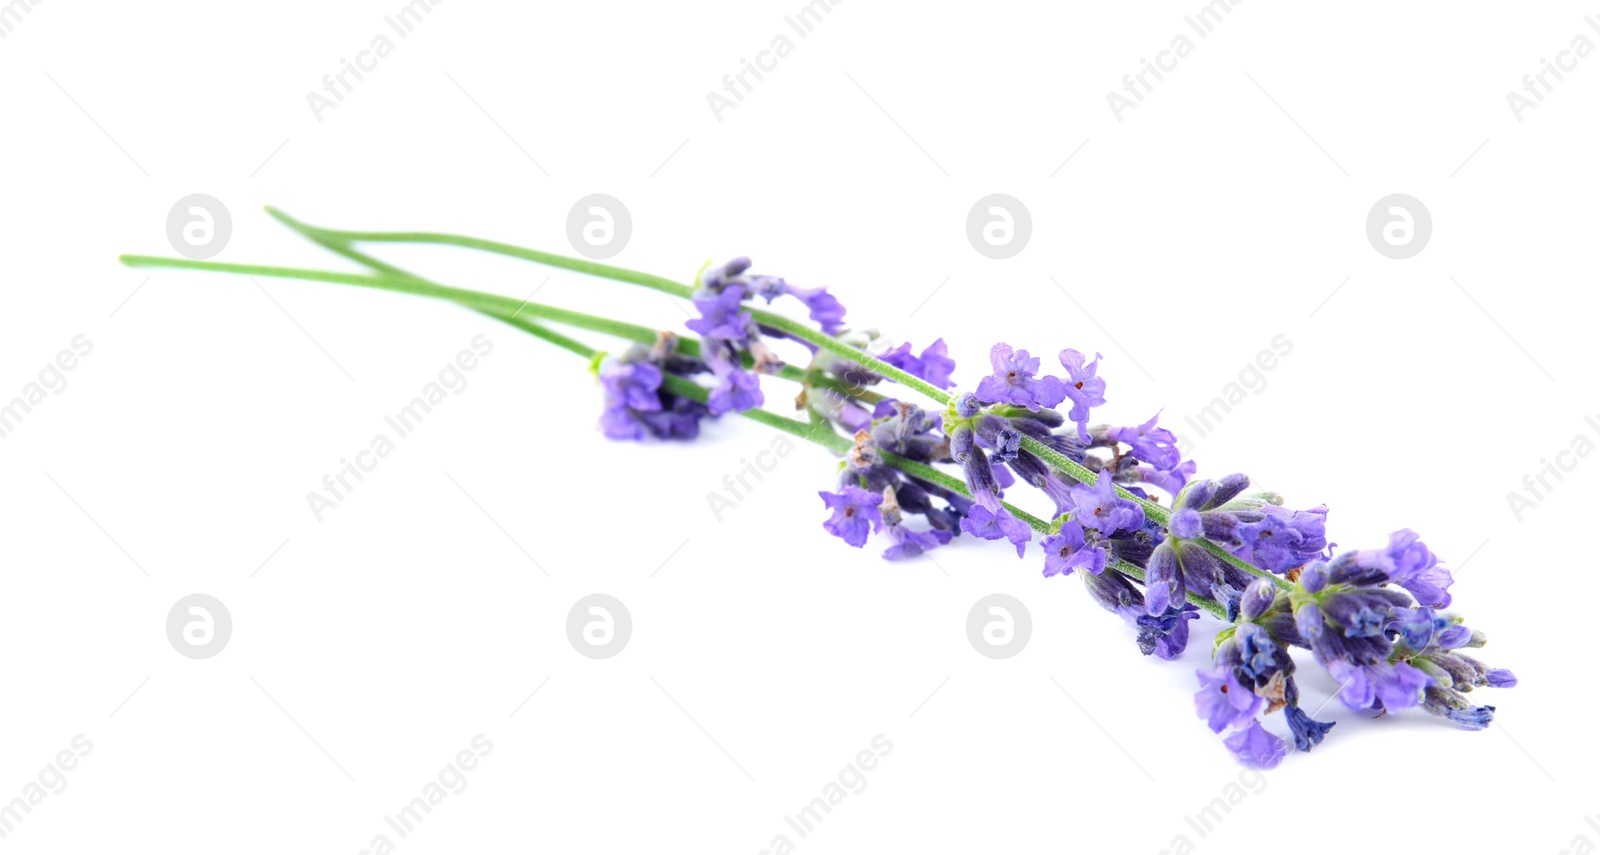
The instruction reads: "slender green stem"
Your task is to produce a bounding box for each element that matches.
[119,249,1236,615]
[256,217,1285,592]
[265,208,953,403]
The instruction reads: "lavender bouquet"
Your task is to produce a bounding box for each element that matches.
[122,210,1516,766]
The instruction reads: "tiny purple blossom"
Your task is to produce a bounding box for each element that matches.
[1041,520,1105,577]
[685,285,754,342]
[1105,412,1180,471]
[1328,660,1431,711]
[1195,665,1263,733]
[635,398,709,440]
[1069,470,1145,534]
[599,404,644,441]
[883,523,951,560]
[974,343,1066,411]
[917,339,956,389]
[1486,669,1518,688]
[707,365,763,415]
[1358,529,1455,608]
[786,284,848,335]
[1223,721,1287,768]
[818,487,883,548]
[599,359,663,413]
[960,504,1032,557]
[1058,349,1106,441]
[1169,508,1204,540]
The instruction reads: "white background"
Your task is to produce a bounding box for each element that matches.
[1,1,1595,851]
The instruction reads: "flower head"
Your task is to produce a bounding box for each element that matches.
[818,486,883,548]
[1102,412,1179,471]
[975,343,1067,411]
[1058,349,1106,440]
[1353,529,1455,608]
[1069,471,1145,535]
[1195,664,1263,733]
[685,284,754,343]
[880,338,956,389]
[1041,520,1105,577]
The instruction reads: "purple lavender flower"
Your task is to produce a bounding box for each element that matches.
[709,257,850,335]
[1040,520,1105,577]
[600,359,664,414]
[598,406,645,441]
[595,349,713,441]
[1138,604,1198,660]
[880,339,956,389]
[1134,459,1194,497]
[1102,412,1180,471]
[1081,569,1195,659]
[1069,471,1145,535]
[1327,659,1431,711]
[707,362,763,415]
[785,284,848,335]
[596,360,664,441]
[975,343,1066,411]
[1487,669,1518,688]
[685,285,754,343]
[961,505,1032,557]
[1353,529,1455,608]
[949,422,1032,556]
[1195,664,1263,733]
[819,486,883,548]
[635,398,711,440]
[1284,703,1335,751]
[1235,504,1329,574]
[883,523,951,560]
[1223,721,1286,768]
[1058,349,1106,441]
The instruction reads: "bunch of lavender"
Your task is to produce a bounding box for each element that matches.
[122,209,1517,767]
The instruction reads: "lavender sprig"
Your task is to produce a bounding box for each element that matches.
[121,212,1517,767]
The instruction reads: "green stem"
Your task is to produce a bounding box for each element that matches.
[260,216,1285,593]
[118,250,1236,616]
[264,208,952,403]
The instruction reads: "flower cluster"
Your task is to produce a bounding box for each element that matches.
[818,403,967,561]
[686,257,849,416]
[587,259,1516,768]
[1191,532,1513,766]
[595,333,711,440]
